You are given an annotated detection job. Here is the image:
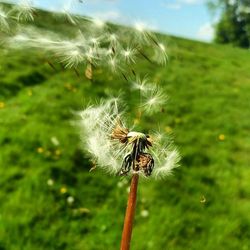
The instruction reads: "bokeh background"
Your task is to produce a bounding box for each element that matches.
[0,1,250,250]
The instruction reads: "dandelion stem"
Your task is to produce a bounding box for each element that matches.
[120,174,139,250]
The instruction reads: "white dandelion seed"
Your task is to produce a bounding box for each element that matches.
[121,46,137,64]
[87,35,104,50]
[58,0,79,25]
[4,4,168,77]
[107,56,122,73]
[60,48,84,68]
[153,42,168,65]
[133,21,153,44]
[140,85,167,114]
[131,76,152,94]
[108,33,119,48]
[0,6,10,31]
[85,46,98,65]
[104,47,114,56]
[63,11,78,25]
[12,0,35,22]
[152,149,180,179]
[52,39,86,68]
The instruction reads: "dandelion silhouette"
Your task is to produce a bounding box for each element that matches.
[79,97,180,249]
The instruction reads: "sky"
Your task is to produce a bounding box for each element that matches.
[4,0,216,42]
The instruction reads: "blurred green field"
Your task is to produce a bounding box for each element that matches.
[1,7,250,250]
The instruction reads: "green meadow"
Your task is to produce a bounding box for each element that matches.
[0,7,250,250]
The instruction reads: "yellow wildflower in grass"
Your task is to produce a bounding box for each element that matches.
[175,118,181,124]
[200,195,206,204]
[133,118,140,125]
[27,90,32,96]
[78,207,90,214]
[55,149,61,156]
[165,126,172,133]
[218,134,225,141]
[64,83,73,91]
[0,102,5,109]
[60,187,67,194]
[37,147,44,153]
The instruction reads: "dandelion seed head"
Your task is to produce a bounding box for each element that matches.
[78,97,180,179]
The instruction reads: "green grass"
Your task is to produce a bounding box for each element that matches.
[1,7,250,250]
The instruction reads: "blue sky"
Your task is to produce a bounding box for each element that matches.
[5,0,216,42]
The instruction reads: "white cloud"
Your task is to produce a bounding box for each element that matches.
[162,0,203,9]
[91,10,121,21]
[180,0,203,4]
[162,3,181,9]
[197,22,214,41]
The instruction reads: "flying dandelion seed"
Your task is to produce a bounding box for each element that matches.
[131,75,152,93]
[60,0,78,25]
[0,6,9,31]
[85,46,98,65]
[153,42,168,65]
[4,2,168,80]
[133,21,154,44]
[108,33,119,48]
[12,0,35,22]
[140,84,168,114]
[78,98,179,179]
[107,56,122,73]
[59,47,84,68]
[121,46,137,64]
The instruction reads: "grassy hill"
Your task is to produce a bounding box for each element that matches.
[1,5,250,250]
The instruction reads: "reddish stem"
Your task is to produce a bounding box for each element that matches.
[120,174,139,250]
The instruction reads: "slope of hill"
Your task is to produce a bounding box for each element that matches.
[0,5,250,250]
